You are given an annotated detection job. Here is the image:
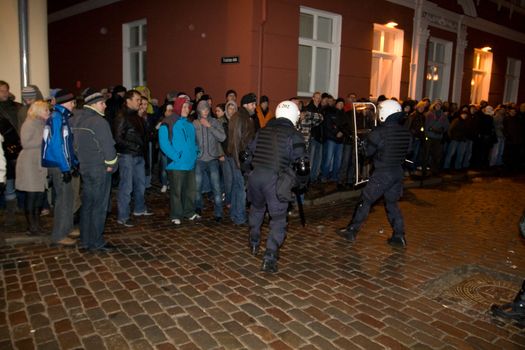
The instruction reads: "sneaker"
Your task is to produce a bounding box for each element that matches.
[40,208,50,216]
[53,237,77,247]
[188,213,201,221]
[117,219,134,227]
[171,218,181,225]
[68,228,80,238]
[160,185,168,193]
[133,210,154,216]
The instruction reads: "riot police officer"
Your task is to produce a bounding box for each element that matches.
[337,99,411,247]
[246,101,308,273]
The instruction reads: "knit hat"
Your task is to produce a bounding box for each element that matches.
[196,100,210,116]
[113,85,126,94]
[483,105,495,116]
[194,86,205,95]
[174,96,191,116]
[225,89,237,98]
[241,93,257,106]
[55,89,75,104]
[84,88,106,105]
[260,95,269,104]
[21,86,38,101]
[166,91,178,102]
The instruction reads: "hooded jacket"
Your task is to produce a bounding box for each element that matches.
[158,115,198,171]
[193,101,226,161]
[42,104,79,172]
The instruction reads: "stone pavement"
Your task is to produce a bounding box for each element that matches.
[1,172,525,349]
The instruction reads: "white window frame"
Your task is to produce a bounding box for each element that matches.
[298,6,342,97]
[470,48,493,104]
[123,19,147,89]
[370,24,403,99]
[425,37,453,101]
[503,57,521,104]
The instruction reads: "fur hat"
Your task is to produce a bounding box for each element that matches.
[241,93,257,106]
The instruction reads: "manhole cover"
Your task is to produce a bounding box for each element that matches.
[439,273,517,309]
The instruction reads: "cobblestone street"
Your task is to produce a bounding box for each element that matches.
[1,173,525,349]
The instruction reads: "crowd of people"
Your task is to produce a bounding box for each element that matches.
[1,79,525,256]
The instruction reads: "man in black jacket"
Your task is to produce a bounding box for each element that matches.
[114,90,153,227]
[71,89,118,251]
[337,100,411,247]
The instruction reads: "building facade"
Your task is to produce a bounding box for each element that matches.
[47,0,525,105]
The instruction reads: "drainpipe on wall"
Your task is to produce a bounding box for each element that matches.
[19,0,30,88]
[257,0,267,99]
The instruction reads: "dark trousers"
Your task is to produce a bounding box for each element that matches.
[167,169,196,220]
[80,167,112,249]
[248,170,289,256]
[25,191,45,233]
[349,168,405,236]
[422,138,443,174]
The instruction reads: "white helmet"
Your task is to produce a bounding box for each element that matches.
[378,99,402,122]
[275,100,300,125]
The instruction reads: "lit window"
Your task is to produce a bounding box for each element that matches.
[298,7,341,97]
[470,48,493,104]
[123,19,147,88]
[503,58,521,104]
[370,24,403,99]
[425,38,452,101]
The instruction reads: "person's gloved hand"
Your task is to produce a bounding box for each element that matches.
[0,182,5,195]
[71,166,80,177]
[62,171,72,183]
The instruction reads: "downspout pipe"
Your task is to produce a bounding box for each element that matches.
[257,0,267,99]
[19,0,30,88]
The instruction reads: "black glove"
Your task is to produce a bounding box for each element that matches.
[62,171,72,183]
[0,182,5,195]
[71,166,80,177]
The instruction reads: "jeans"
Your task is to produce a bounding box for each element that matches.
[463,140,473,168]
[167,169,196,219]
[309,139,323,182]
[408,138,422,171]
[321,140,343,181]
[80,166,112,249]
[338,144,355,185]
[117,154,146,221]
[159,153,168,187]
[225,157,246,224]
[490,137,505,167]
[443,140,467,170]
[49,168,74,242]
[221,158,232,206]
[195,159,223,218]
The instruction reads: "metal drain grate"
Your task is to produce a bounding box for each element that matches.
[439,273,517,310]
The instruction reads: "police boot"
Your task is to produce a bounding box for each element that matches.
[387,233,407,248]
[249,243,259,256]
[491,280,525,323]
[337,227,358,242]
[260,250,279,273]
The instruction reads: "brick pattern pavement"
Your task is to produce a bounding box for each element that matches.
[1,175,525,349]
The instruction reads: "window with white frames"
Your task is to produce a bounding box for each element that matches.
[470,48,493,104]
[298,7,341,97]
[425,38,453,101]
[123,19,147,89]
[370,24,403,99]
[503,58,521,104]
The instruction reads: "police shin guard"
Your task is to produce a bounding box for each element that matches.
[261,250,279,273]
[491,280,525,323]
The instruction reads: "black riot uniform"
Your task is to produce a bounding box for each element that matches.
[338,104,411,247]
[246,116,307,273]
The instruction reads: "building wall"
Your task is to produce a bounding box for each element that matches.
[47,0,524,105]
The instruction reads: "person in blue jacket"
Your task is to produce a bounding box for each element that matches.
[158,96,200,225]
[42,89,79,246]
